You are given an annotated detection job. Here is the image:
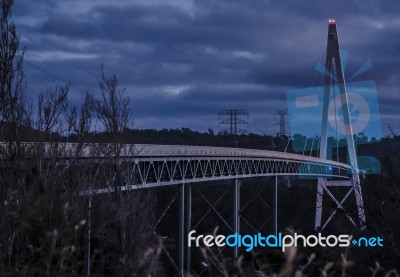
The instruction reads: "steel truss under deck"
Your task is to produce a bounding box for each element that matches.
[80,154,349,195]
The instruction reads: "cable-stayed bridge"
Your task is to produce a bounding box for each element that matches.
[84,19,366,276]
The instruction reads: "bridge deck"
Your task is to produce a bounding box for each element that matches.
[128,144,350,168]
[0,143,352,193]
[0,142,350,167]
[53,143,350,193]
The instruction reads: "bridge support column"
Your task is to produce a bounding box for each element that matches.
[274,176,278,236]
[233,178,240,259]
[315,178,365,230]
[179,185,185,277]
[186,184,192,274]
[315,178,324,231]
[86,172,93,277]
[87,192,92,276]
[352,174,366,229]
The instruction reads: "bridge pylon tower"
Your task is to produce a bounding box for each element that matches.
[315,19,366,230]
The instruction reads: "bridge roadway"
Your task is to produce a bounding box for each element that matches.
[52,143,353,195]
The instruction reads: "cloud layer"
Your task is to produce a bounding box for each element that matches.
[13,0,400,134]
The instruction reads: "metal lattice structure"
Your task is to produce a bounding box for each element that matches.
[274,109,289,137]
[218,109,249,134]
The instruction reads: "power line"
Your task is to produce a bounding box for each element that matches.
[21,31,101,82]
[24,60,71,85]
[20,32,181,123]
[20,31,233,131]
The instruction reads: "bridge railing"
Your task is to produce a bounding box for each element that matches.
[0,142,351,170]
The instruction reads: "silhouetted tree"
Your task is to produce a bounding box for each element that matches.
[95,65,132,152]
[0,0,31,156]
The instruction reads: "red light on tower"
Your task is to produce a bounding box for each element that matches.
[328,18,336,24]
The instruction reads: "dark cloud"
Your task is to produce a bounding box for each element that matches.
[12,0,400,134]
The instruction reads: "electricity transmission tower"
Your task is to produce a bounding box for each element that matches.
[274,109,289,137]
[218,109,249,135]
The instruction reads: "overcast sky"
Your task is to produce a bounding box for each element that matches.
[11,0,400,135]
